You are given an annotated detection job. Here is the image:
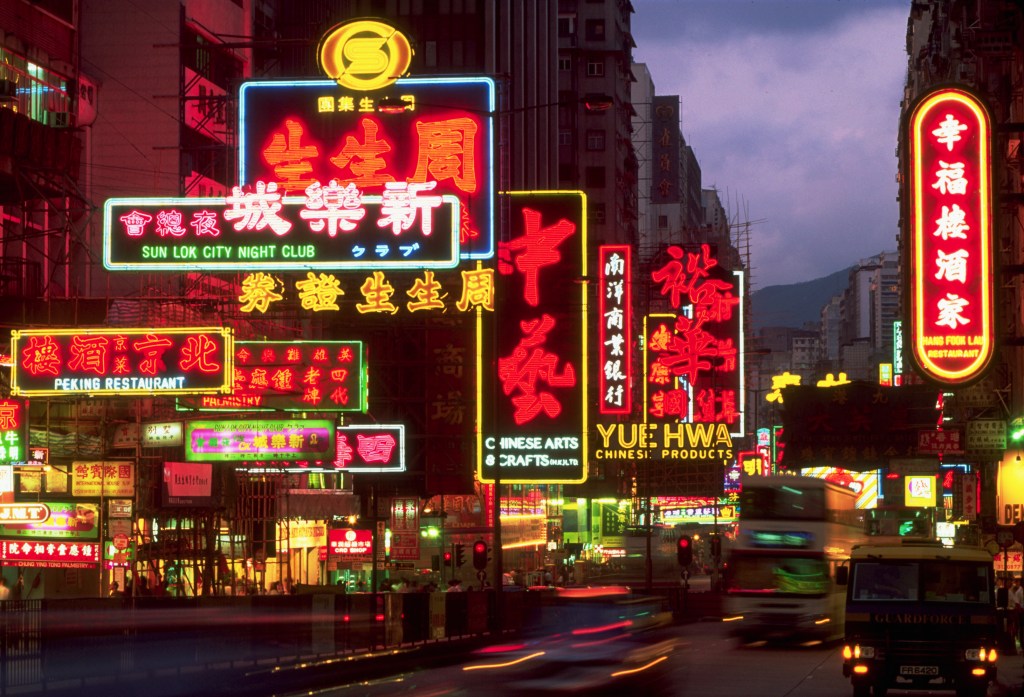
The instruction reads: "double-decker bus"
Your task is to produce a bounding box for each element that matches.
[724,475,865,643]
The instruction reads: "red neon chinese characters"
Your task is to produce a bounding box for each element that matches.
[179,334,222,374]
[155,210,187,237]
[356,434,397,463]
[499,208,575,307]
[498,314,576,426]
[21,336,61,377]
[411,117,478,193]
[132,335,173,375]
[334,434,355,467]
[263,118,320,193]
[330,117,395,187]
[0,401,20,430]
[68,336,111,376]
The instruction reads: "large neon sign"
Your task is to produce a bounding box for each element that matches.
[238,77,495,260]
[104,189,460,271]
[907,87,994,385]
[317,20,414,91]
[10,328,234,396]
[178,340,367,413]
[479,191,587,484]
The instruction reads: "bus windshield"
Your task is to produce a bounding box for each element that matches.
[739,485,825,520]
[727,555,831,596]
[850,561,991,604]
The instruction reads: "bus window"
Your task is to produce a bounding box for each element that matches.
[728,555,829,596]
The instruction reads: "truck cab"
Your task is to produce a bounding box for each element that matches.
[839,542,997,697]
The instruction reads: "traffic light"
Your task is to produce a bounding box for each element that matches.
[455,543,466,567]
[710,534,722,558]
[677,535,693,567]
[443,550,453,568]
[472,539,488,571]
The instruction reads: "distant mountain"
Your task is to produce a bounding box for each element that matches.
[750,267,852,331]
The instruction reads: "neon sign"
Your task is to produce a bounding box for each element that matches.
[598,245,632,415]
[10,328,234,396]
[0,502,99,540]
[649,245,744,436]
[479,192,587,484]
[907,87,994,385]
[328,528,372,557]
[185,419,335,462]
[0,399,27,465]
[178,340,367,413]
[238,77,496,260]
[317,20,413,91]
[104,190,460,271]
[0,539,100,569]
[331,424,405,473]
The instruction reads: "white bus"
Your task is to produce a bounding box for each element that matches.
[724,475,865,643]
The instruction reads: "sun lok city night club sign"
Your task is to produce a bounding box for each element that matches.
[906,86,994,385]
[10,328,234,396]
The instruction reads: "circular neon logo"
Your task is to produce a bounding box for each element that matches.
[317,19,413,91]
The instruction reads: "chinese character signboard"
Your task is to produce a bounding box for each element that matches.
[72,462,134,497]
[0,539,100,568]
[162,462,214,507]
[479,191,587,484]
[0,398,27,465]
[648,244,744,436]
[179,340,367,413]
[185,419,335,462]
[389,497,419,561]
[328,528,372,557]
[592,422,734,463]
[331,424,405,473]
[104,193,460,271]
[238,77,495,261]
[11,328,234,397]
[650,96,680,204]
[906,87,994,385]
[598,245,631,415]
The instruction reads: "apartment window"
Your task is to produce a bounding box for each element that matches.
[587,60,605,77]
[559,163,575,181]
[585,19,605,41]
[586,130,606,151]
[591,202,606,224]
[558,57,571,71]
[424,41,437,67]
[585,166,606,188]
[452,40,464,67]
[658,215,669,230]
[559,130,573,146]
[558,16,575,37]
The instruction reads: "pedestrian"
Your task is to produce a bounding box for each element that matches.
[1010,578,1024,652]
[0,576,9,601]
[108,581,124,598]
[357,580,367,593]
[11,573,24,600]
[446,578,464,592]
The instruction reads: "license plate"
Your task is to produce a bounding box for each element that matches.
[900,665,939,676]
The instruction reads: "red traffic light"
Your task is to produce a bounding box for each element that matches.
[443,551,453,562]
[677,535,693,567]
[472,539,489,571]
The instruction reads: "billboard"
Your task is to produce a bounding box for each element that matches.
[479,191,587,484]
[11,327,234,397]
[906,87,994,385]
[185,419,335,462]
[162,462,215,507]
[0,399,28,465]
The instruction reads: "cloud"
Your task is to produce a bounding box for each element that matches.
[634,1,908,287]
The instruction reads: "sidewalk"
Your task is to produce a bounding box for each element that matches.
[994,652,1024,697]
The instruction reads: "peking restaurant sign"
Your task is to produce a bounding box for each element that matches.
[906,86,994,386]
[10,327,234,396]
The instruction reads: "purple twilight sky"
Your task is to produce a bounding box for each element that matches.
[632,0,910,289]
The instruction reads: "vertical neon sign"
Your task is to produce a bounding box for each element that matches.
[598,245,631,415]
[907,87,994,385]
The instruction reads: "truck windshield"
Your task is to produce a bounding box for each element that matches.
[851,561,991,603]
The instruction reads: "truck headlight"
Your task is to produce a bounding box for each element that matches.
[843,644,875,659]
[965,648,997,662]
